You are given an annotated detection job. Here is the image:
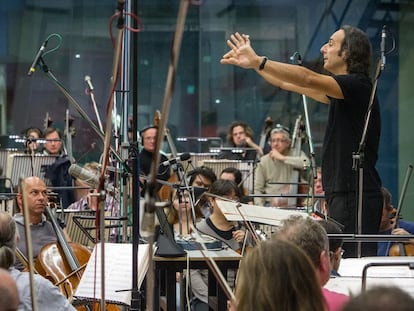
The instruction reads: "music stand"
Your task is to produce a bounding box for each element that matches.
[9,154,57,187]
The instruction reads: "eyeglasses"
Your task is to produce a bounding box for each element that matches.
[271,138,288,144]
[274,124,290,134]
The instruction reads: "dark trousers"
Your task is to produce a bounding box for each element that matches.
[327,191,382,257]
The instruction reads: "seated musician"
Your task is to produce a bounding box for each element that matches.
[0,211,76,310]
[13,176,71,271]
[43,127,76,208]
[219,166,253,204]
[254,125,309,207]
[23,127,43,154]
[68,161,120,242]
[377,186,414,256]
[217,121,263,161]
[138,125,171,198]
[190,179,251,310]
[188,166,217,218]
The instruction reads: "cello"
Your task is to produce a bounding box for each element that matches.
[35,204,120,310]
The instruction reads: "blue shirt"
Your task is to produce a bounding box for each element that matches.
[377,219,414,256]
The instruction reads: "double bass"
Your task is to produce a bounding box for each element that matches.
[287,115,307,207]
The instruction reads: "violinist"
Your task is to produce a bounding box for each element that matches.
[188,166,217,218]
[0,211,75,310]
[13,176,71,271]
[190,179,251,311]
[254,125,309,207]
[138,125,171,197]
[377,187,414,256]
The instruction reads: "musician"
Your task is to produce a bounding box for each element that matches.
[219,166,252,204]
[68,161,120,242]
[13,176,70,271]
[188,166,217,217]
[0,268,19,311]
[217,121,263,161]
[230,239,325,311]
[138,125,171,197]
[43,127,64,156]
[275,215,349,311]
[377,187,414,256]
[24,127,43,154]
[0,211,75,310]
[318,219,344,277]
[190,179,249,310]
[221,26,383,257]
[42,127,76,208]
[254,125,309,207]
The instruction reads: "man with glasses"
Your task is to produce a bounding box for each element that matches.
[254,125,309,207]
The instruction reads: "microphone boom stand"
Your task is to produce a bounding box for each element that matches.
[353,55,384,258]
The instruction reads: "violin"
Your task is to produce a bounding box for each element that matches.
[387,207,414,256]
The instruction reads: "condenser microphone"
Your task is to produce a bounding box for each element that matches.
[84,75,94,91]
[160,152,191,166]
[27,39,48,76]
[380,25,386,71]
[68,164,99,188]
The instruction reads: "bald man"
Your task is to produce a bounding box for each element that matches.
[14,176,70,270]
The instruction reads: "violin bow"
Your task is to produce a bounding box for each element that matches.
[142,1,192,309]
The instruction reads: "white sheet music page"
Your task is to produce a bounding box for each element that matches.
[216,201,308,226]
[74,243,150,306]
[325,257,414,298]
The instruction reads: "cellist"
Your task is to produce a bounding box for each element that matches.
[13,176,71,271]
[0,211,75,310]
[377,186,414,256]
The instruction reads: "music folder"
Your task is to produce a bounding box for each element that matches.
[215,201,308,227]
[74,243,150,306]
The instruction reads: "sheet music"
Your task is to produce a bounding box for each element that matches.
[74,243,150,306]
[325,256,414,298]
[216,201,308,226]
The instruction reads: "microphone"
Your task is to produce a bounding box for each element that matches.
[27,39,48,76]
[161,152,191,166]
[68,163,115,193]
[84,75,94,91]
[381,25,386,70]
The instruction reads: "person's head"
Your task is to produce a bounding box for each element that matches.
[220,167,242,185]
[0,211,17,269]
[342,286,414,311]
[318,219,344,273]
[226,121,254,147]
[16,177,48,224]
[0,268,19,311]
[234,238,326,311]
[140,125,158,153]
[320,25,372,76]
[43,127,63,155]
[274,215,331,286]
[188,166,217,189]
[380,187,395,231]
[24,127,42,152]
[269,124,291,154]
[167,187,203,224]
[206,179,241,216]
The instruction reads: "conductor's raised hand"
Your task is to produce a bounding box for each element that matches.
[220,32,261,69]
